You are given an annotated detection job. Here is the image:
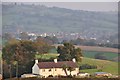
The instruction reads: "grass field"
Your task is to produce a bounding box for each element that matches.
[79,57,118,75]
[83,51,118,61]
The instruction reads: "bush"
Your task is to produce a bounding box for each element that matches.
[80,64,97,70]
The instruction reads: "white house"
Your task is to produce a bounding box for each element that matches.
[32,59,79,78]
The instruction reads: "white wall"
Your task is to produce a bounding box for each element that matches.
[32,64,40,75]
[39,68,79,77]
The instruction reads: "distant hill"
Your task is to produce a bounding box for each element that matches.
[2,4,118,35]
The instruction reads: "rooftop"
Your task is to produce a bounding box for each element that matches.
[37,61,78,69]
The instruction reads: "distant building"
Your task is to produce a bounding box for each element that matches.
[21,74,37,78]
[32,59,79,78]
[94,72,112,77]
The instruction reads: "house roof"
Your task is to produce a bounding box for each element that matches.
[37,61,78,69]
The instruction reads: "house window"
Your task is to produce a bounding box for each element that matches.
[49,69,51,72]
[42,69,45,72]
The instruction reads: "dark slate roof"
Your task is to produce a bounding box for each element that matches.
[37,61,78,69]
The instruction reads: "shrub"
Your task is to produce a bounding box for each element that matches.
[80,64,97,70]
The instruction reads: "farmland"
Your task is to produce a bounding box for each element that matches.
[79,57,118,75]
[76,46,118,53]
[83,51,118,61]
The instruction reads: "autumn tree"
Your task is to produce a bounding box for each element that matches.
[2,39,51,78]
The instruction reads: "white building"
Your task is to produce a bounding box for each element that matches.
[32,59,79,78]
[21,74,37,78]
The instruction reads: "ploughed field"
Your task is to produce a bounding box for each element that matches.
[76,46,118,53]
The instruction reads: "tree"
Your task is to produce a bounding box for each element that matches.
[57,43,83,62]
[62,64,75,76]
[67,66,75,76]
[74,48,83,62]
[35,37,51,53]
[2,40,37,77]
[2,33,13,41]
[62,64,68,76]
[2,39,52,78]
[19,32,29,40]
[45,36,58,44]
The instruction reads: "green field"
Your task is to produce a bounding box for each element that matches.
[79,57,118,75]
[83,51,118,61]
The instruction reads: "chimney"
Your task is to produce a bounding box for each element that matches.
[72,58,76,63]
[35,59,38,64]
[54,59,57,63]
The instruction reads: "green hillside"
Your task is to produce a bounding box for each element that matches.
[83,51,118,61]
[79,57,118,75]
[2,4,117,34]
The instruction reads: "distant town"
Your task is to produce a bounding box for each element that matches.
[2,30,118,48]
